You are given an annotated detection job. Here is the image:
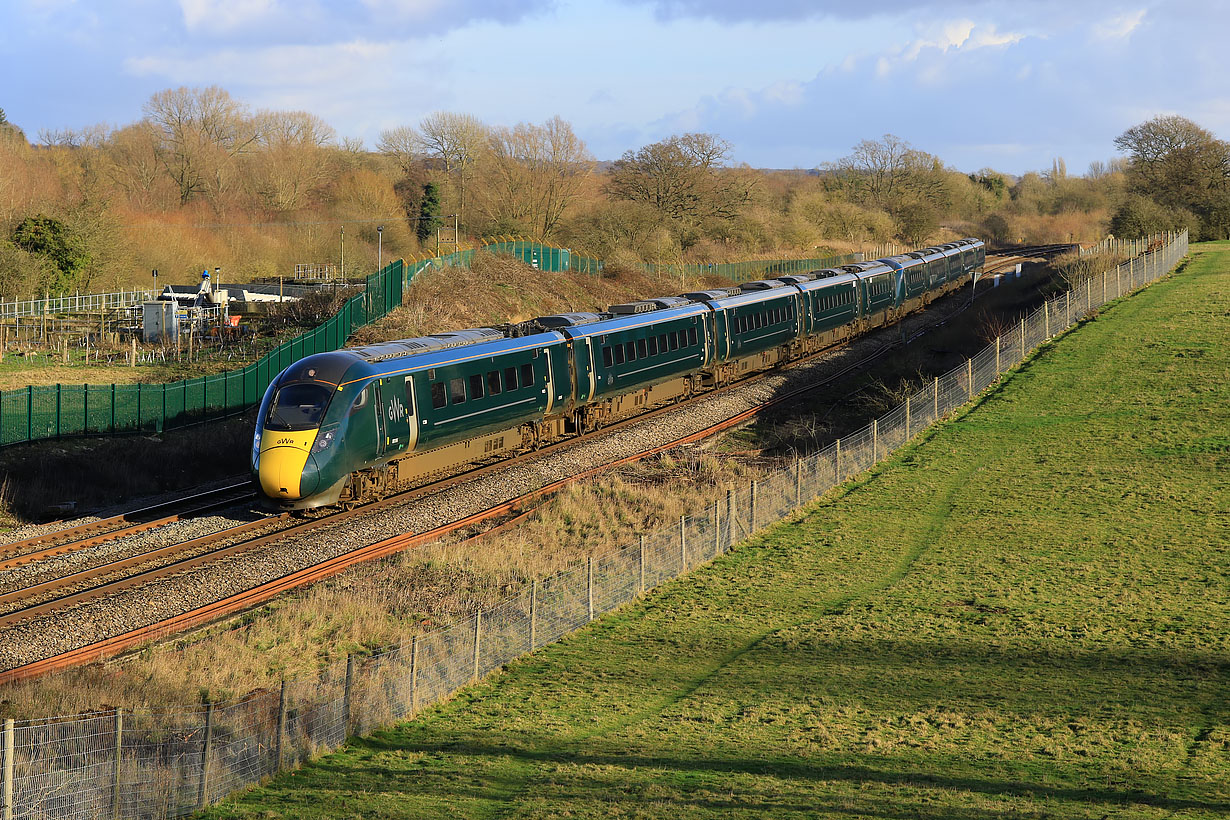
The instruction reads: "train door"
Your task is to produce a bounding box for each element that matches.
[375,375,413,456]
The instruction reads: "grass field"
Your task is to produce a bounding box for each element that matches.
[199,247,1229,819]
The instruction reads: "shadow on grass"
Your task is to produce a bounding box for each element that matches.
[219,637,1229,818]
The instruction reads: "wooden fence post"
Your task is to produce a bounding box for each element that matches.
[587,556,594,620]
[343,655,354,737]
[905,396,911,440]
[726,488,736,545]
[713,499,721,556]
[638,536,646,593]
[750,480,758,532]
[529,581,539,649]
[1019,317,1025,360]
[835,438,842,481]
[197,702,214,809]
[966,359,973,398]
[794,457,803,508]
[1,719,12,820]
[872,418,878,461]
[679,516,686,571]
[472,612,482,682]
[111,709,124,819]
[409,636,420,713]
[995,335,1001,375]
[274,681,287,772]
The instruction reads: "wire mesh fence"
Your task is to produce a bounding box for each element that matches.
[0,232,1188,819]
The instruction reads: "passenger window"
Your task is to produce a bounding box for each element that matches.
[637,339,647,359]
[688,327,697,346]
[648,336,658,355]
[449,378,466,404]
[487,370,501,395]
[469,373,484,400]
[603,347,613,367]
[625,341,636,361]
[659,334,668,352]
[614,345,625,364]
[431,382,446,409]
[521,363,534,387]
[404,377,415,415]
[669,331,679,350]
[504,366,519,391]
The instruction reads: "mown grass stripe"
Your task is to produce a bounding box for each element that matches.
[202,248,1228,820]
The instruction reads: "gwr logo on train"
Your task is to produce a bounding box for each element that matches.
[386,396,407,422]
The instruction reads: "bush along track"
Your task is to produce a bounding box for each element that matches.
[194,248,1228,818]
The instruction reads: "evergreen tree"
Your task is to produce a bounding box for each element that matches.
[417,182,442,244]
[10,215,90,294]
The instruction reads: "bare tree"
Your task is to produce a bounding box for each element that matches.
[142,86,258,204]
[249,110,337,210]
[376,124,422,177]
[417,112,487,222]
[476,116,592,238]
[823,134,947,209]
[607,133,752,223]
[104,122,171,210]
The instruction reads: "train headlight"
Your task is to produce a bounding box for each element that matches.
[312,423,340,454]
[251,429,261,469]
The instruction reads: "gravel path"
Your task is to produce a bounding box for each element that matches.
[0,287,980,670]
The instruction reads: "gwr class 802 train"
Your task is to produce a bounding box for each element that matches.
[252,239,985,509]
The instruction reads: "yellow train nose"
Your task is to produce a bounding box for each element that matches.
[257,430,318,500]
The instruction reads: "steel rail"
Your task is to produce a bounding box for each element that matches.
[0,255,1074,683]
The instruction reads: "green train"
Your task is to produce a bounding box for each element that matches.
[253,239,985,508]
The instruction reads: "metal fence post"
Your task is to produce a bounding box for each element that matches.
[4,718,14,820]
[343,654,354,737]
[587,556,594,620]
[529,581,538,649]
[638,536,646,593]
[25,386,31,442]
[472,611,481,682]
[197,702,214,808]
[274,680,287,772]
[111,709,124,819]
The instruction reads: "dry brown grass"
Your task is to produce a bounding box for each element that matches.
[353,251,734,344]
[0,448,764,716]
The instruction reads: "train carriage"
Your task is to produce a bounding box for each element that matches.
[253,237,987,510]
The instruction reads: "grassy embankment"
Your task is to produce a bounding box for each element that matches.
[200,245,1228,818]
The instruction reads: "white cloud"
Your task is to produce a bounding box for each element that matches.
[1093,9,1145,40]
[903,20,1024,60]
[178,0,281,32]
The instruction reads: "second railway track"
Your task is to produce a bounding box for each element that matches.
[0,250,1063,681]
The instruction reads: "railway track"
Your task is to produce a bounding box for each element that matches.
[0,248,1072,683]
[0,482,256,571]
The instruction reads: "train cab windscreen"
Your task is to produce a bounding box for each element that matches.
[265,383,333,430]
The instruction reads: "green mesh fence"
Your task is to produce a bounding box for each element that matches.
[0,240,867,447]
[0,259,417,446]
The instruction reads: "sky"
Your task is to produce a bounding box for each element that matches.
[1,0,1227,175]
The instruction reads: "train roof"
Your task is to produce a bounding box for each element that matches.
[792,271,860,292]
[554,301,710,340]
[688,285,798,311]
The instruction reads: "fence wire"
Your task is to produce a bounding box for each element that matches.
[0,233,1188,819]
